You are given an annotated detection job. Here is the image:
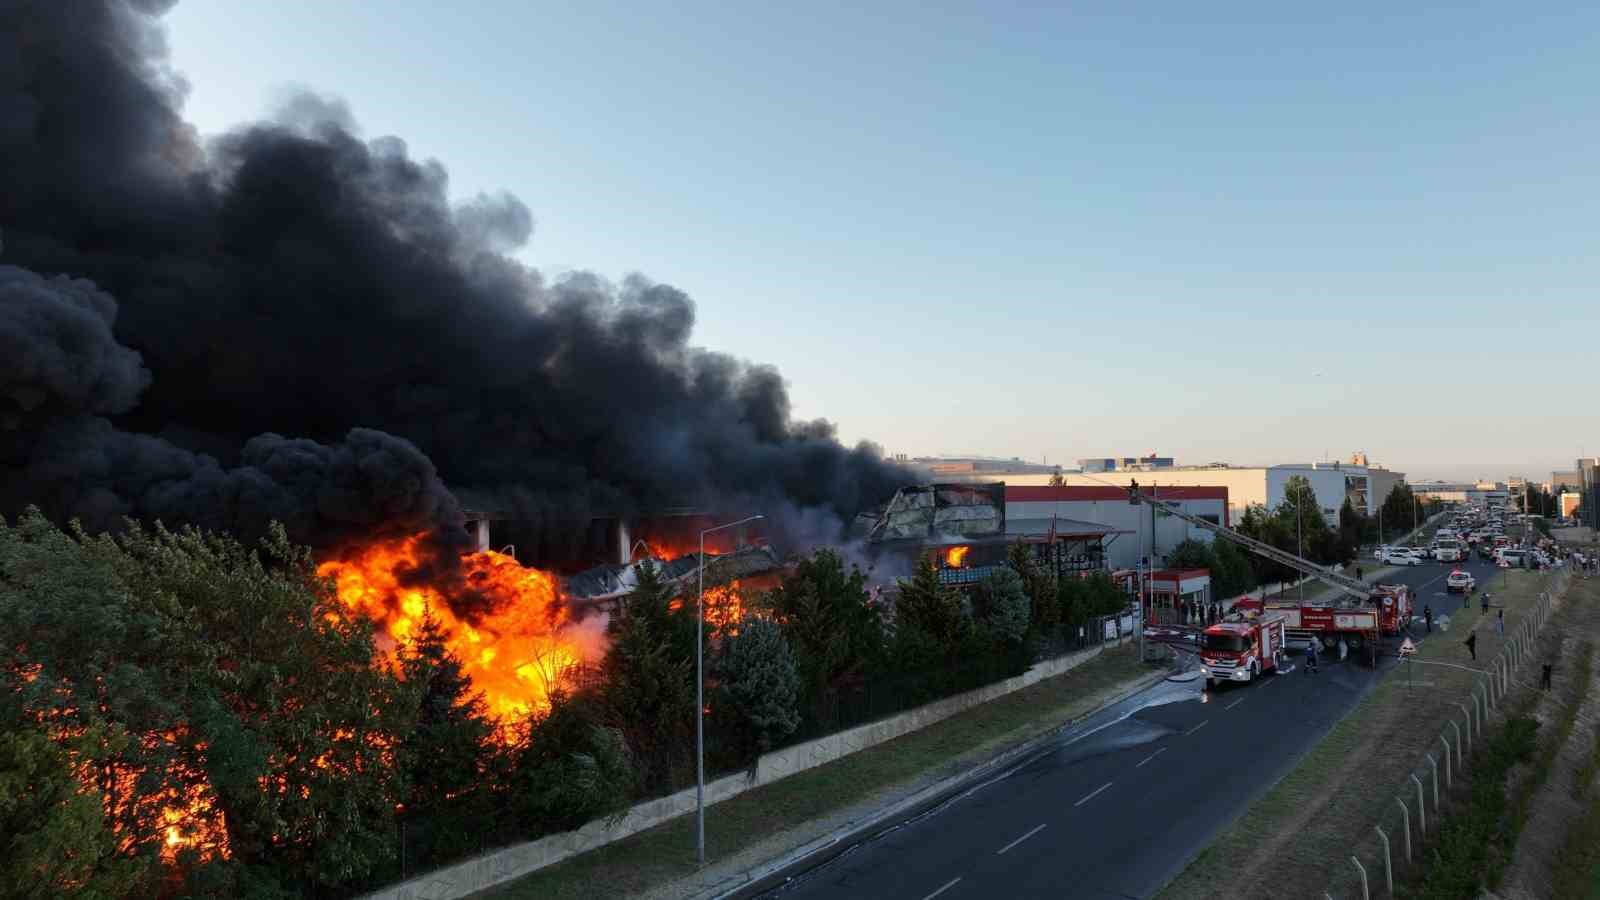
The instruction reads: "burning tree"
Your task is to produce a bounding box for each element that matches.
[0,510,415,897]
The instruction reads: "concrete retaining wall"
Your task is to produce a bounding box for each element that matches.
[361,643,1107,900]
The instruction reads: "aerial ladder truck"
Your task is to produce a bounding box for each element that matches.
[1128,480,1413,666]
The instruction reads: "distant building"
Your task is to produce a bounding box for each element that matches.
[968,462,1401,523]
[1578,459,1600,529]
[1077,454,1175,473]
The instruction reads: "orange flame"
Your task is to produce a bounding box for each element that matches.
[318,535,606,722]
[945,546,971,568]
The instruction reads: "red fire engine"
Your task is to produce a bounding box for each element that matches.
[1127,480,1411,666]
[1198,615,1287,686]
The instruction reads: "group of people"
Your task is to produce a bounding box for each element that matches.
[1177,598,1227,627]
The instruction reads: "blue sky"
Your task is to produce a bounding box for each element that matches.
[163,2,1600,482]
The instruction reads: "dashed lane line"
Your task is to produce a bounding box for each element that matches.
[1224,697,1246,710]
[1184,719,1209,737]
[1135,747,1167,768]
[996,823,1047,855]
[921,876,962,900]
[1074,782,1114,808]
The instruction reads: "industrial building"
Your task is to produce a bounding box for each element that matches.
[1413,481,1510,506]
[1005,485,1230,571]
[974,460,1402,523]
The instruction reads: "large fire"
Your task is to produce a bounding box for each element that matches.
[318,535,606,722]
[945,545,971,568]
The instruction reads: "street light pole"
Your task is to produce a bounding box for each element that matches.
[696,513,765,865]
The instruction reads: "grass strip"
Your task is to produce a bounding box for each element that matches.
[1405,641,1592,898]
[483,643,1154,900]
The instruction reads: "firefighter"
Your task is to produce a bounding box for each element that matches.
[1423,604,1433,633]
[1305,639,1320,674]
[1542,662,1555,690]
[1464,631,1477,661]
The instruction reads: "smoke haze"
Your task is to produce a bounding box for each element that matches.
[0,0,907,570]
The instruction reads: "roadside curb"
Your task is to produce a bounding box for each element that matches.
[692,664,1178,900]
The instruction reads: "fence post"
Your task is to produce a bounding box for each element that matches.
[1455,710,1470,760]
[1396,796,1412,862]
[1439,736,1451,788]
[1427,752,1440,810]
[1375,825,1394,896]
[1412,774,1427,835]
[1352,856,1370,900]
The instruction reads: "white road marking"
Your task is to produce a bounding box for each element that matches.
[1225,697,1246,710]
[921,876,962,900]
[1185,719,1209,737]
[996,823,1047,855]
[1135,747,1168,768]
[1074,782,1115,807]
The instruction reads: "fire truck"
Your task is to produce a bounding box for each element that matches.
[1127,480,1412,665]
[1199,615,1287,686]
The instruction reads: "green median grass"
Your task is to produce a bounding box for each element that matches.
[483,643,1157,900]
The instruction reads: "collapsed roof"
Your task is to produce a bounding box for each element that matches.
[851,483,1006,545]
[564,544,784,604]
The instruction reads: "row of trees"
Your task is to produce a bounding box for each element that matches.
[1,510,1137,898]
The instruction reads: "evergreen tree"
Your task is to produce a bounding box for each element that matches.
[764,549,885,726]
[600,559,696,795]
[976,566,1030,647]
[893,556,971,648]
[711,617,802,760]
[1006,543,1058,639]
[397,609,497,862]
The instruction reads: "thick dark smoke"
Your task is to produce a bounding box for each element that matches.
[0,0,908,571]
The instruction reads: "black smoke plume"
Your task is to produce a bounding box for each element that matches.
[0,0,908,574]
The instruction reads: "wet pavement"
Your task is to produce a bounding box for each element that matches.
[763,556,1500,900]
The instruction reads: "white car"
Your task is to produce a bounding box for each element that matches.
[1386,549,1423,566]
[1446,570,1476,592]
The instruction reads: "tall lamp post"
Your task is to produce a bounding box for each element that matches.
[696,513,764,865]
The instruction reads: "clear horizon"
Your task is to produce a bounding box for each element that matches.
[163,3,1600,485]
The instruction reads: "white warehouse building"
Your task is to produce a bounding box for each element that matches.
[963,462,1405,524]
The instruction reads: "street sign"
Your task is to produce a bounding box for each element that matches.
[1399,637,1417,656]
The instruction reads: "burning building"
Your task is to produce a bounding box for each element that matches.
[853,483,1121,589]
[0,0,913,722]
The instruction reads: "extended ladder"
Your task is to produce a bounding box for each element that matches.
[1128,481,1372,604]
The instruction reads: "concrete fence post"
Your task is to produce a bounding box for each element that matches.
[1455,709,1470,759]
[1427,752,1440,810]
[1352,855,1370,900]
[1396,796,1412,862]
[1375,825,1394,896]
[1412,774,1427,835]
[1439,736,1452,788]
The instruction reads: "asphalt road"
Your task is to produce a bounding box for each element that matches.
[765,556,1501,900]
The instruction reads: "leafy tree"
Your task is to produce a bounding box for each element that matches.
[0,700,147,900]
[0,509,414,897]
[396,609,497,863]
[1236,503,1297,585]
[763,549,885,725]
[1210,537,1257,598]
[1336,498,1363,562]
[1166,538,1212,570]
[600,560,695,795]
[507,691,634,834]
[711,617,801,760]
[975,566,1030,647]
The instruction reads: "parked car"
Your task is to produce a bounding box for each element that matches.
[1446,570,1476,593]
[1386,549,1424,566]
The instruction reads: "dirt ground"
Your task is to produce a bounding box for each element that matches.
[1159,568,1564,900]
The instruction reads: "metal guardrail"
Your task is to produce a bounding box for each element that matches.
[1321,567,1569,898]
